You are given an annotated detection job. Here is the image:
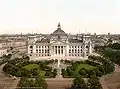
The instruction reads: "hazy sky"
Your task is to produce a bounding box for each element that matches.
[0,0,120,34]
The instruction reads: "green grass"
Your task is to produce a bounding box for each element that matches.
[23,64,46,77]
[76,64,95,71]
[23,64,39,70]
[38,71,46,77]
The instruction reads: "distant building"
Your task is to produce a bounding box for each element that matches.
[0,37,27,56]
[27,23,92,61]
[0,42,7,56]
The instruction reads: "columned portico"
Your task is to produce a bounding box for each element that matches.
[50,44,67,57]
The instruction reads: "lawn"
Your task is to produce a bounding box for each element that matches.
[23,64,46,77]
[23,64,39,70]
[76,64,95,71]
[38,71,46,77]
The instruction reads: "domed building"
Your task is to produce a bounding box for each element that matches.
[27,23,92,61]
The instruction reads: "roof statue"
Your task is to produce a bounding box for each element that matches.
[58,22,61,28]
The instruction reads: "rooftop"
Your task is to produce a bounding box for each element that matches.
[51,23,67,35]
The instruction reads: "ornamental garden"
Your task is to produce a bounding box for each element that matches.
[1,42,120,89]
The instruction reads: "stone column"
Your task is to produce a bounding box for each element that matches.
[66,45,69,57]
[89,41,92,54]
[53,46,55,55]
[60,46,61,55]
[33,44,36,57]
[28,45,31,54]
[63,46,66,56]
[50,46,52,57]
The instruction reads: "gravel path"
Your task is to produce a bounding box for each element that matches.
[100,64,120,89]
[0,64,19,89]
[45,78,73,89]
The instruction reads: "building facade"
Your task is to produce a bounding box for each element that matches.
[27,23,92,61]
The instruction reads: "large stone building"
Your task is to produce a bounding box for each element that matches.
[27,23,92,61]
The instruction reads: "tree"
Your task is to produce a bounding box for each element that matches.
[45,71,52,77]
[60,59,64,63]
[87,77,102,89]
[18,75,47,89]
[61,69,68,77]
[53,69,57,77]
[31,68,39,77]
[55,59,58,63]
[7,54,12,59]
[18,77,35,88]
[89,70,96,78]
[73,76,87,88]
[35,75,47,89]
[79,69,87,77]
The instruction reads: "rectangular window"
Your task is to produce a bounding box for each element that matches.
[58,50,60,54]
[48,49,49,53]
[69,49,71,53]
[39,50,41,53]
[61,49,63,54]
[36,49,38,53]
[42,49,44,53]
[30,50,32,53]
[56,49,57,54]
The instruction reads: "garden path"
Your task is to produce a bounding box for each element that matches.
[100,64,120,89]
[0,64,19,89]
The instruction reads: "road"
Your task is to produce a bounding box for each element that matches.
[45,78,73,89]
[0,64,19,89]
[100,64,120,89]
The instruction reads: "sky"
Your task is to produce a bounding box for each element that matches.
[0,0,120,34]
